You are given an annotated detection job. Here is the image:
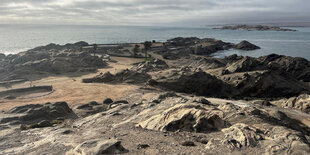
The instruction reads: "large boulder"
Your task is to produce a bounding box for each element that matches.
[66,139,128,155]
[137,103,224,132]
[234,41,260,51]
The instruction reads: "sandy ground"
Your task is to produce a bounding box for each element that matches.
[0,57,145,111]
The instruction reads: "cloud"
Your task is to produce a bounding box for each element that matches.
[0,0,309,26]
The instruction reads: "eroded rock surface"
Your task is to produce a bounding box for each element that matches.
[0,93,309,154]
[82,69,151,84]
[273,94,310,113]
[1,102,75,125]
[138,103,224,132]
[67,139,128,155]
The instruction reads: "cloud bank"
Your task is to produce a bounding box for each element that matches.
[0,0,309,26]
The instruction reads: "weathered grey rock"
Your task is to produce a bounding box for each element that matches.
[132,58,169,72]
[222,123,263,148]
[273,94,310,113]
[67,139,128,155]
[137,103,224,132]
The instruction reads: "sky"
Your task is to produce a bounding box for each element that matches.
[0,0,309,26]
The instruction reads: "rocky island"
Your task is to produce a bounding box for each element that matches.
[214,24,297,32]
[0,37,309,154]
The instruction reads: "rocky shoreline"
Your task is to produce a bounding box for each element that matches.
[0,37,309,154]
[214,24,297,32]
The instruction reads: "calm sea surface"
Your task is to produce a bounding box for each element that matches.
[0,24,309,60]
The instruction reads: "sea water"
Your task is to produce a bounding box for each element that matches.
[0,24,309,60]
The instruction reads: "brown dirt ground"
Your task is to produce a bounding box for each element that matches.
[0,57,145,111]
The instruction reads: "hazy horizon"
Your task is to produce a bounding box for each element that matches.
[0,0,310,27]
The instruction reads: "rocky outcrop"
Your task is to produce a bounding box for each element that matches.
[166,37,201,46]
[1,102,75,125]
[67,139,128,155]
[221,123,263,148]
[190,39,234,55]
[30,41,89,52]
[258,54,310,82]
[225,56,261,73]
[189,56,227,70]
[83,69,151,84]
[221,70,308,98]
[148,69,233,97]
[1,93,310,154]
[137,103,224,132]
[214,25,297,32]
[273,94,310,113]
[0,42,108,81]
[156,37,257,60]
[207,123,310,154]
[234,41,260,51]
[131,58,169,72]
[0,53,5,59]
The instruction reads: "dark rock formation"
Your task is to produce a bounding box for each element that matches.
[148,69,233,98]
[166,37,201,46]
[155,37,257,60]
[234,41,260,51]
[0,42,108,81]
[30,41,89,52]
[214,25,297,32]
[82,69,151,84]
[1,102,75,125]
[0,53,6,59]
[103,98,113,104]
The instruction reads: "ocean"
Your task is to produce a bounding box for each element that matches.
[0,24,309,60]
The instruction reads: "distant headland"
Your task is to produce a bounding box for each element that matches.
[213,24,297,32]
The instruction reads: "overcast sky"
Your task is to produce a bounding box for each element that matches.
[0,0,309,26]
